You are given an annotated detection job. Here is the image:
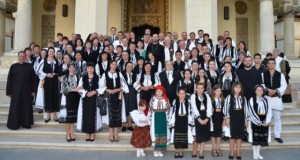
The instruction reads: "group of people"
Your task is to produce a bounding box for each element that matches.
[6,27,291,159]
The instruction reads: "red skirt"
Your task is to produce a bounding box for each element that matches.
[130,126,151,148]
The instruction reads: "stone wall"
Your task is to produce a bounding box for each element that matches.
[41,15,55,48]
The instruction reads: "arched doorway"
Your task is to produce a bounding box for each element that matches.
[124,0,169,38]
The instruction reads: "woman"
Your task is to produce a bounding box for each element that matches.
[76,62,102,141]
[169,87,194,158]
[190,83,213,159]
[213,36,225,68]
[189,47,200,66]
[207,60,220,89]
[74,38,84,53]
[236,51,246,70]
[122,62,137,132]
[237,41,251,56]
[118,52,130,72]
[58,54,72,78]
[82,40,99,65]
[74,52,87,77]
[99,60,129,142]
[129,32,137,44]
[195,68,212,95]
[34,49,47,111]
[40,47,59,123]
[147,52,162,74]
[59,64,80,142]
[133,57,144,75]
[133,62,160,103]
[149,85,170,157]
[95,51,110,77]
[55,50,63,65]
[177,69,194,98]
[248,85,272,160]
[219,62,239,98]
[136,40,146,59]
[223,82,248,160]
[201,33,214,55]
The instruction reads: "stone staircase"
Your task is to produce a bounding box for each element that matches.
[0,57,300,151]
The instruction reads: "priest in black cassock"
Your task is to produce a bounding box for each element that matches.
[146,34,165,67]
[236,56,262,101]
[6,51,36,130]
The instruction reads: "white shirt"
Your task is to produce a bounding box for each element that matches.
[166,70,173,84]
[188,40,196,51]
[164,47,171,62]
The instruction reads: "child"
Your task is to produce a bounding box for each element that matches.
[130,99,152,157]
[223,82,248,160]
[248,85,272,159]
[149,85,170,157]
[169,87,194,158]
[190,83,213,159]
[210,85,224,157]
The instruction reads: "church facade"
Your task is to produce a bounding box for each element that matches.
[0,0,299,58]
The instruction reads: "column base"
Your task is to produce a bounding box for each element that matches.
[0,51,18,69]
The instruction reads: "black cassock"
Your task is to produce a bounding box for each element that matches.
[6,63,36,129]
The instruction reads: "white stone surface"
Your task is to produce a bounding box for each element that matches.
[284,13,296,59]
[14,0,32,51]
[75,0,109,40]
[0,0,5,56]
[259,0,275,54]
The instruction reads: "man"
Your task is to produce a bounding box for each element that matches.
[173,51,185,73]
[54,33,63,48]
[164,36,174,62]
[31,45,41,64]
[272,48,284,72]
[143,34,150,50]
[70,33,77,46]
[172,32,179,52]
[108,27,118,44]
[253,53,266,73]
[146,34,165,67]
[176,40,186,60]
[261,58,287,143]
[113,31,125,52]
[24,47,33,64]
[237,56,262,101]
[159,61,181,103]
[65,44,75,61]
[186,32,197,51]
[158,33,165,46]
[196,29,204,43]
[6,51,36,129]
[181,32,188,46]
[223,31,236,47]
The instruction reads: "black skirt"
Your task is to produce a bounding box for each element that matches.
[174,115,188,149]
[44,75,59,113]
[230,110,245,139]
[81,95,97,134]
[195,118,211,143]
[108,93,122,127]
[140,89,154,103]
[65,92,80,123]
[211,111,223,137]
[251,114,269,147]
[124,85,137,116]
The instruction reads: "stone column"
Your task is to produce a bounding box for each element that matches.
[259,0,275,55]
[185,0,218,43]
[0,0,5,56]
[75,0,109,40]
[284,13,296,59]
[13,0,32,52]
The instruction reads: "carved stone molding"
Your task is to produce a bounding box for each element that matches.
[235,0,247,15]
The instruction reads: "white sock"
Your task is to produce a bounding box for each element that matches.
[257,145,263,159]
[252,146,258,159]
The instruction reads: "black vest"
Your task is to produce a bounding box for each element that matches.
[195,93,208,119]
[105,72,120,89]
[82,74,99,91]
[263,70,281,90]
[43,59,59,74]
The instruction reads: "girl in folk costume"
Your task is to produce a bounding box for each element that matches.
[177,69,195,99]
[59,64,80,142]
[147,52,162,74]
[149,85,170,157]
[121,62,137,132]
[39,47,60,123]
[169,87,194,158]
[98,60,129,142]
[219,62,239,98]
[223,82,248,160]
[34,49,47,111]
[248,85,272,160]
[130,100,152,157]
[190,83,213,159]
[76,62,102,142]
[133,62,160,103]
[210,85,225,157]
[95,51,110,77]
[133,57,144,75]
[194,68,212,95]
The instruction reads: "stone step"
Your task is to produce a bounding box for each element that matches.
[0,134,299,151]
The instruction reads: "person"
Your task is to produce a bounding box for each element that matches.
[195,68,212,95]
[207,59,220,89]
[237,41,251,56]
[190,83,213,159]
[118,51,131,71]
[59,64,80,142]
[177,69,194,98]
[134,62,160,103]
[237,56,262,101]
[149,85,170,157]
[213,36,225,68]
[6,51,36,129]
[261,58,287,143]
[235,51,246,70]
[99,60,129,142]
[128,42,139,66]
[76,62,102,142]
[130,100,152,157]
[248,85,272,160]
[74,52,87,77]
[223,82,248,160]
[147,52,162,73]
[108,27,118,44]
[40,47,60,123]
[133,57,144,75]
[173,51,185,73]
[210,85,224,157]
[146,34,165,67]
[122,62,137,132]
[220,37,237,64]
[169,87,194,158]
[253,53,266,73]
[164,36,174,61]
[136,40,146,59]
[159,61,181,104]
[82,40,99,65]
[201,33,214,55]
[34,49,47,112]
[95,51,110,77]
[220,62,239,98]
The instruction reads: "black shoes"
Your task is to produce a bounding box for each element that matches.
[45,118,51,123]
[127,127,134,131]
[22,125,31,129]
[236,156,242,160]
[229,155,234,159]
[275,138,283,143]
[121,127,127,132]
[199,155,204,159]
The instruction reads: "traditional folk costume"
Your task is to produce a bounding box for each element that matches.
[211,98,224,138]
[35,58,45,110]
[76,74,102,133]
[219,73,239,98]
[177,79,195,99]
[122,71,138,116]
[149,86,170,153]
[59,74,80,123]
[169,99,194,149]
[223,95,248,139]
[98,71,129,127]
[74,60,87,77]
[95,60,109,77]
[190,93,213,143]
